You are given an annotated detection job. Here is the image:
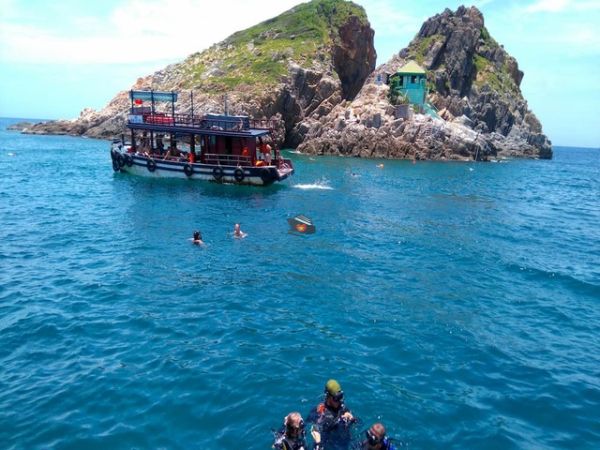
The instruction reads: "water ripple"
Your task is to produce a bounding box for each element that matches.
[0,125,599,448]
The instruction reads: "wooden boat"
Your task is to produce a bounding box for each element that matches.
[110,90,294,186]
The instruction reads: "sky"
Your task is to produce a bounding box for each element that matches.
[0,0,599,147]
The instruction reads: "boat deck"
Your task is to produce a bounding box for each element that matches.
[128,111,277,138]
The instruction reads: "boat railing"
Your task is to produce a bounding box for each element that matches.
[130,112,279,132]
[203,153,255,166]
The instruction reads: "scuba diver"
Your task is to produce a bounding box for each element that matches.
[308,379,356,450]
[355,423,396,450]
[273,412,308,450]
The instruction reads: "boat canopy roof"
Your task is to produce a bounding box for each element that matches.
[127,90,276,137]
[130,90,178,103]
[127,122,271,137]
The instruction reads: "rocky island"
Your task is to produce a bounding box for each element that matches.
[26,0,551,160]
[298,6,552,160]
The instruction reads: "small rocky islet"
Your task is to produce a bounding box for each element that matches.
[7,121,35,132]
[25,0,551,160]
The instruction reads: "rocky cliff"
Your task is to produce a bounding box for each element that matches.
[297,6,552,160]
[27,0,376,148]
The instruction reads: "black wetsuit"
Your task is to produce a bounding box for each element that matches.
[272,428,307,450]
[307,402,355,450]
[354,439,397,450]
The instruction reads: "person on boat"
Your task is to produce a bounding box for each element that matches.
[233,223,247,239]
[156,134,165,153]
[308,379,356,450]
[264,144,273,165]
[356,423,396,450]
[188,150,196,164]
[140,131,150,151]
[192,230,204,245]
[258,137,272,165]
[164,142,181,160]
[273,412,308,450]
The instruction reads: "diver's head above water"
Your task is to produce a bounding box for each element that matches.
[324,379,344,409]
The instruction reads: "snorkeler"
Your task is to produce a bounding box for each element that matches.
[273,412,308,450]
[308,379,356,450]
[233,223,247,239]
[191,230,204,245]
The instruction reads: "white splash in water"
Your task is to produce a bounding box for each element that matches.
[293,179,333,190]
[7,152,15,156]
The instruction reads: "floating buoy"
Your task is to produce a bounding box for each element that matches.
[288,215,316,234]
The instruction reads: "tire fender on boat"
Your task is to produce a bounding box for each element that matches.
[123,153,134,167]
[234,168,245,182]
[147,159,157,172]
[260,168,271,183]
[115,153,124,169]
[184,164,194,177]
[213,166,224,181]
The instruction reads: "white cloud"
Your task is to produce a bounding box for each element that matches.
[524,0,600,13]
[361,0,422,38]
[549,23,600,51]
[525,0,570,12]
[473,0,495,7]
[0,0,305,64]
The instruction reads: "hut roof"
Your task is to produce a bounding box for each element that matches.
[397,61,426,75]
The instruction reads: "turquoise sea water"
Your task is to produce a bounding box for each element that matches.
[0,117,598,449]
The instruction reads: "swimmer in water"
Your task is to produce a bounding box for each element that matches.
[191,230,204,245]
[308,379,356,449]
[272,412,307,450]
[360,423,398,450]
[233,223,247,239]
[377,163,384,169]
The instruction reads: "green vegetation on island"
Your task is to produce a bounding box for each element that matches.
[180,0,368,93]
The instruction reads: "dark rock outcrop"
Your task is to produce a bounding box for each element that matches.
[298,6,552,160]
[27,0,376,149]
[333,15,377,100]
[7,121,34,132]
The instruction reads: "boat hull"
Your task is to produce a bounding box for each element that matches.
[111,151,293,186]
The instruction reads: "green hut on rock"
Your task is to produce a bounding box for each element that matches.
[388,61,427,108]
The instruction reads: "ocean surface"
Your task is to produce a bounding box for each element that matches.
[0,117,598,449]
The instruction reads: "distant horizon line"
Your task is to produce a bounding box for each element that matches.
[0,116,597,150]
